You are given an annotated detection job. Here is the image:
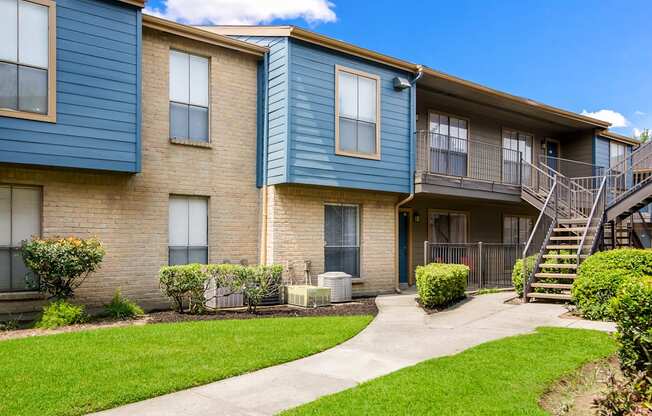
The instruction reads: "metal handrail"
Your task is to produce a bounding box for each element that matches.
[577,175,607,263]
[523,180,558,258]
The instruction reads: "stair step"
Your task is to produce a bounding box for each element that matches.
[550,236,583,241]
[558,218,589,225]
[531,282,573,290]
[527,292,572,300]
[546,245,580,250]
[542,254,586,260]
[553,227,587,233]
[539,263,577,269]
[535,272,577,279]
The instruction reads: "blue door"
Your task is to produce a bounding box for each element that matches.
[399,211,409,284]
[546,140,559,171]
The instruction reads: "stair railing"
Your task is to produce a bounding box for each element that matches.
[577,175,607,263]
[606,140,652,205]
[522,179,558,300]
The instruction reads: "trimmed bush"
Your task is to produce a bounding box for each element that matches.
[104,290,144,319]
[610,277,652,375]
[416,263,468,308]
[36,300,87,329]
[512,255,536,297]
[572,249,652,320]
[21,237,105,299]
[244,264,283,313]
[159,264,206,313]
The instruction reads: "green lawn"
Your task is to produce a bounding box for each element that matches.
[282,327,617,416]
[0,315,372,416]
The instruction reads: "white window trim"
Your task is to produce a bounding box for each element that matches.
[0,0,56,123]
[334,64,381,160]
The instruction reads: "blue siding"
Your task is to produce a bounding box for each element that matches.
[286,39,411,193]
[233,36,289,185]
[0,0,141,173]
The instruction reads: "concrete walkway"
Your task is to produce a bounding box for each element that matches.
[92,291,615,416]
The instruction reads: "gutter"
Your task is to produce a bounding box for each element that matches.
[260,51,270,265]
[394,66,423,293]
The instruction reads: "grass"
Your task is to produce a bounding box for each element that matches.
[282,327,617,416]
[0,315,373,416]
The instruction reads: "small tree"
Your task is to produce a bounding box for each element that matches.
[21,237,105,299]
[243,265,283,313]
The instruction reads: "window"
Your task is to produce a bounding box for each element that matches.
[0,185,41,292]
[503,129,533,184]
[428,111,469,176]
[503,215,532,245]
[335,65,380,159]
[169,50,209,142]
[429,211,468,243]
[324,204,360,277]
[610,141,626,171]
[168,196,208,265]
[0,0,55,122]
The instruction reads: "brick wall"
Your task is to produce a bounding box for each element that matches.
[0,28,261,314]
[264,184,399,296]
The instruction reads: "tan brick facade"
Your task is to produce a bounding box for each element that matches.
[0,28,261,314]
[264,184,399,296]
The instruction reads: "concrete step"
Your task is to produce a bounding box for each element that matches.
[531,282,573,290]
[527,292,572,301]
[539,263,577,269]
[535,272,577,279]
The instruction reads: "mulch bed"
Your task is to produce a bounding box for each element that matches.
[0,297,378,341]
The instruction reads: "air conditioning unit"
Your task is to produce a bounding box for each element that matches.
[285,285,331,308]
[318,272,352,302]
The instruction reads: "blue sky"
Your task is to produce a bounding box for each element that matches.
[146,0,651,137]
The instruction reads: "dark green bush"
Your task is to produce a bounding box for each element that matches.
[21,237,105,299]
[416,263,468,308]
[572,249,652,320]
[36,300,87,329]
[610,277,652,375]
[512,255,536,297]
[103,290,144,319]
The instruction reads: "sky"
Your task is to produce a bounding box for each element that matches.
[145,0,652,138]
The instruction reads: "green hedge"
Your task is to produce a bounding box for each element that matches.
[610,277,652,375]
[512,251,573,297]
[416,263,468,308]
[159,263,283,313]
[572,249,652,320]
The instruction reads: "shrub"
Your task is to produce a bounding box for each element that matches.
[416,263,468,308]
[572,249,652,320]
[243,264,283,313]
[610,277,652,375]
[159,264,206,313]
[104,290,144,319]
[512,255,536,297]
[21,237,105,300]
[36,300,87,329]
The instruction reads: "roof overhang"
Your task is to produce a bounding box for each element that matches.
[598,130,640,145]
[116,0,145,8]
[418,67,611,131]
[143,16,268,57]
[197,25,419,73]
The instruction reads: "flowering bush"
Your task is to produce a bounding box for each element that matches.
[21,237,105,300]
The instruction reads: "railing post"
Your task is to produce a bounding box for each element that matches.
[424,240,429,266]
[477,241,483,289]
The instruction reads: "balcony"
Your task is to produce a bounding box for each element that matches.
[415,131,524,201]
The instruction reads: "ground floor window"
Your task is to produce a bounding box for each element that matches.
[0,185,41,292]
[324,203,360,277]
[168,196,208,265]
[503,215,532,245]
[429,211,468,243]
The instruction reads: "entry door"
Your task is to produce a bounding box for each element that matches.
[398,211,409,284]
[545,140,559,171]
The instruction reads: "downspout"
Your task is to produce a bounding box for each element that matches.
[394,65,423,293]
[260,51,270,265]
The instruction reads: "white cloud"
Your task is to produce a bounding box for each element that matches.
[634,128,643,137]
[580,109,629,128]
[635,110,647,116]
[145,0,337,25]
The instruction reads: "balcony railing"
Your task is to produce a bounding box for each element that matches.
[416,131,523,186]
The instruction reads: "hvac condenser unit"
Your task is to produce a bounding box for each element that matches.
[285,285,331,308]
[317,272,352,302]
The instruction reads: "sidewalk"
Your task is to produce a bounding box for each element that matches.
[92,291,614,416]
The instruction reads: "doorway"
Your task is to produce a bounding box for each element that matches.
[398,209,412,286]
[545,139,560,171]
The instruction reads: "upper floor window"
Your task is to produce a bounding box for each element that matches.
[502,129,533,184]
[335,65,380,159]
[169,50,209,142]
[0,0,55,122]
[610,141,626,171]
